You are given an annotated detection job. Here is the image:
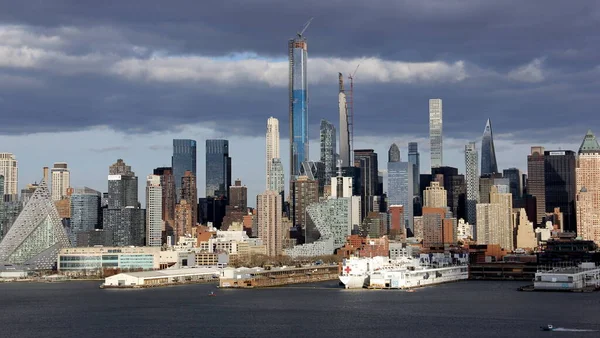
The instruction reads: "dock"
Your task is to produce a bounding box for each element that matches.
[521,263,600,292]
[219,265,339,288]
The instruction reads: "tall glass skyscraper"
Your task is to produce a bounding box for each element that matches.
[481,119,498,175]
[387,144,414,231]
[429,99,443,169]
[408,142,420,197]
[320,119,337,180]
[465,142,479,233]
[172,139,197,202]
[206,139,231,199]
[70,187,101,246]
[289,32,309,178]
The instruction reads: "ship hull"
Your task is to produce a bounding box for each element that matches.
[338,275,367,289]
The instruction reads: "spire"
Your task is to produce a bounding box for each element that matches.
[578,129,600,154]
[388,143,400,162]
[481,118,498,175]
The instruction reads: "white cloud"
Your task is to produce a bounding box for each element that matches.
[508,58,545,83]
[112,55,468,86]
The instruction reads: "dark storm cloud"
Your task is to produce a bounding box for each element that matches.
[0,0,598,142]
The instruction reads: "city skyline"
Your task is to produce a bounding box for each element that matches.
[0,1,596,206]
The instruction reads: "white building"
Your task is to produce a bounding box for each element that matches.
[266,117,280,190]
[51,162,70,201]
[429,98,443,168]
[457,218,472,241]
[103,267,219,287]
[0,153,18,197]
[146,175,162,247]
[58,246,161,271]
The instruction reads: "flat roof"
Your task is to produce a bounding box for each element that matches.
[109,267,219,279]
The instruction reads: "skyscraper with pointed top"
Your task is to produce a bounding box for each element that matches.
[481,119,498,175]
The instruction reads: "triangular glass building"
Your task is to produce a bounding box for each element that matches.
[481,118,498,175]
[0,178,71,269]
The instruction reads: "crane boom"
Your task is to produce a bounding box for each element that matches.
[297,17,314,37]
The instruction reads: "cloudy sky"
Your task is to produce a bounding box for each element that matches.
[0,0,597,204]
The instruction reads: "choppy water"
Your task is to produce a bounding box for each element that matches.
[0,280,598,338]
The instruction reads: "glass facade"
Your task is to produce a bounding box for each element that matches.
[70,188,101,246]
[388,160,414,231]
[289,38,309,178]
[320,120,336,181]
[481,119,498,175]
[205,139,231,199]
[59,253,155,270]
[172,139,197,202]
[408,142,420,197]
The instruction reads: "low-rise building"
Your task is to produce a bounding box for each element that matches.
[58,247,161,272]
[103,267,219,287]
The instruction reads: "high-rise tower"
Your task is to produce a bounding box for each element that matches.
[429,99,443,169]
[0,153,18,201]
[172,139,197,202]
[206,139,231,199]
[146,175,162,247]
[266,117,280,189]
[527,147,545,225]
[320,119,337,181]
[289,20,311,178]
[51,162,70,201]
[387,144,414,231]
[481,119,498,175]
[576,130,600,245]
[338,73,351,167]
[408,143,420,197]
[465,142,479,232]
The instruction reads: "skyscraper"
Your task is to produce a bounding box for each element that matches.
[387,144,414,231]
[465,142,479,229]
[206,139,231,199]
[229,179,248,210]
[51,162,70,201]
[320,119,337,181]
[481,119,498,175]
[181,170,198,228]
[289,27,309,178]
[544,150,577,232]
[266,117,280,189]
[257,190,283,256]
[338,73,351,168]
[576,130,600,245]
[291,176,319,242]
[527,146,546,225]
[429,99,443,169]
[477,186,513,251]
[503,168,523,206]
[424,181,447,208]
[0,153,17,200]
[153,167,176,230]
[172,139,197,202]
[146,175,162,247]
[354,149,379,220]
[269,159,285,194]
[103,159,145,246]
[408,142,420,197]
[70,187,101,246]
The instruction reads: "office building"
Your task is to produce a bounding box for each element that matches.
[291,176,319,243]
[389,205,405,240]
[300,161,326,195]
[544,150,576,232]
[181,170,198,228]
[422,207,456,248]
[175,199,193,242]
[0,153,17,200]
[257,191,283,256]
[146,175,162,247]
[527,147,546,225]
[289,28,309,178]
[429,99,443,169]
[172,139,197,202]
[153,167,176,229]
[480,119,498,175]
[58,247,160,272]
[387,144,414,231]
[477,186,513,251]
[266,117,280,189]
[576,130,600,245]
[229,179,248,210]
[424,182,447,208]
[431,166,465,220]
[465,142,479,230]
[103,159,145,246]
[206,139,231,199]
[0,169,70,269]
[354,149,379,220]
[503,168,523,206]
[70,187,101,246]
[51,162,70,201]
[408,142,420,197]
[320,119,337,181]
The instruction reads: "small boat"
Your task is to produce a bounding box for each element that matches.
[208,292,216,297]
[540,325,554,331]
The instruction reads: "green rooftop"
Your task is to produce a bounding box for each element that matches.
[579,130,600,154]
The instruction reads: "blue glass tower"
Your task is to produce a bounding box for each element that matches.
[289,33,309,178]
[172,139,197,202]
[205,139,231,199]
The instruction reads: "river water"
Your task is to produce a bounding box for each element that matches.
[0,280,598,337]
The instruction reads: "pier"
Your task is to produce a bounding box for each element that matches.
[219,264,339,288]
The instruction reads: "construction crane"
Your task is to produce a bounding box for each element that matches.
[347,64,360,163]
[297,17,314,38]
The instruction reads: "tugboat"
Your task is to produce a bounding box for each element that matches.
[540,325,554,331]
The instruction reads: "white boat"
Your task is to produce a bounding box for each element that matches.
[340,253,469,289]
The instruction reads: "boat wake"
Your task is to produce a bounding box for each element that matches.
[552,328,598,332]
